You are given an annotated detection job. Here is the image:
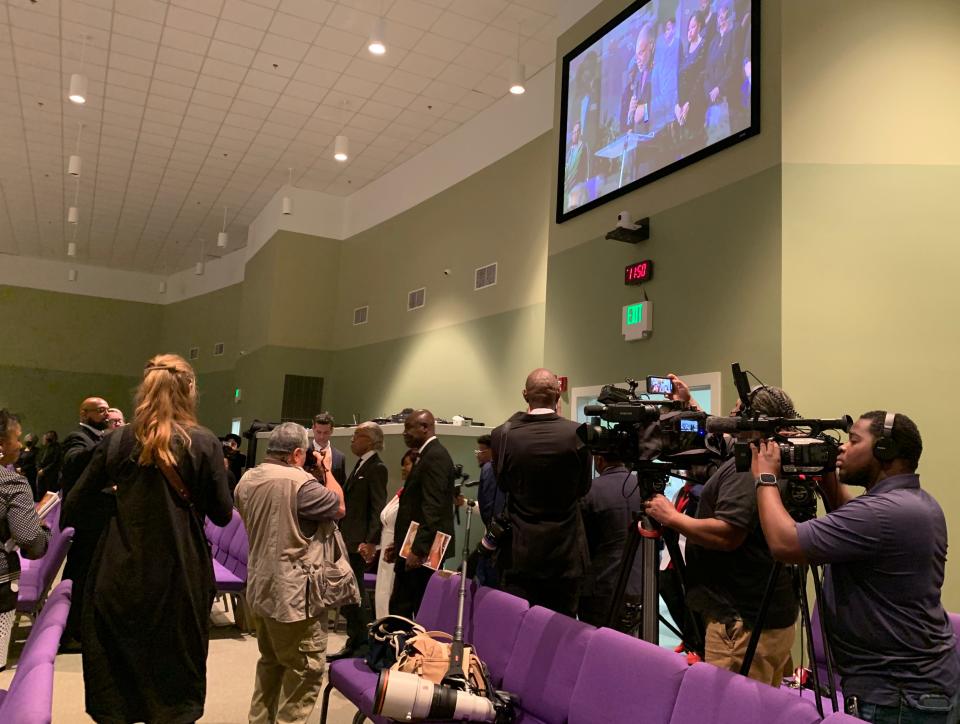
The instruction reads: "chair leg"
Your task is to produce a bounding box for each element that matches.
[320,679,341,724]
[352,711,367,724]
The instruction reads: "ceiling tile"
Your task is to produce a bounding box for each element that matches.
[149,80,193,102]
[259,33,310,63]
[195,74,242,97]
[221,0,276,30]
[360,99,404,121]
[344,57,393,84]
[108,52,156,78]
[215,19,266,49]
[387,0,444,31]
[431,11,486,42]
[244,68,288,92]
[171,0,225,18]
[332,74,379,99]
[384,68,431,94]
[156,46,205,73]
[292,64,340,88]
[302,46,353,73]
[314,26,365,56]
[166,5,218,36]
[373,85,416,108]
[161,27,211,56]
[268,12,321,43]
[153,63,199,87]
[285,79,330,103]
[202,57,249,83]
[275,94,318,115]
[435,62,485,89]
[421,79,468,103]
[207,39,256,66]
[414,32,467,62]
[457,89,496,110]
[447,0,508,23]
[473,24,517,56]
[277,0,334,24]
[456,45,506,72]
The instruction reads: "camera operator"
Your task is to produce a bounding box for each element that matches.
[222,433,246,481]
[754,411,960,723]
[643,375,799,687]
[492,368,591,617]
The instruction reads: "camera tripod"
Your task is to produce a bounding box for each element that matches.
[739,478,839,717]
[605,466,704,650]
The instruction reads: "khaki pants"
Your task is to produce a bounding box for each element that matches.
[705,617,795,688]
[248,612,329,724]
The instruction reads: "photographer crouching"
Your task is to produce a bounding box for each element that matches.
[754,411,960,723]
[643,376,800,687]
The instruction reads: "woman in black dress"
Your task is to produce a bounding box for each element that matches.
[64,354,233,723]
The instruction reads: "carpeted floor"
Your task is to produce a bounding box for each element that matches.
[0,599,360,723]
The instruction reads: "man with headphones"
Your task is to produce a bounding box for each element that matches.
[755,411,960,723]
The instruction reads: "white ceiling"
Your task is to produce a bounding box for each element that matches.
[0,0,560,274]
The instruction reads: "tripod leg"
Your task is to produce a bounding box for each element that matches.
[809,565,839,713]
[639,531,659,645]
[605,516,643,629]
[738,562,781,678]
[795,566,824,719]
[661,531,703,652]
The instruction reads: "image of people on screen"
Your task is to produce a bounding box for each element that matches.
[562,0,754,216]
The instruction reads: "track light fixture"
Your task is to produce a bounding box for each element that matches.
[69,35,89,104]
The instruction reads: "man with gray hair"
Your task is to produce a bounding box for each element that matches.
[328,422,389,661]
[235,422,346,724]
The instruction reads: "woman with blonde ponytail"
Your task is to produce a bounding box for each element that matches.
[64,354,233,724]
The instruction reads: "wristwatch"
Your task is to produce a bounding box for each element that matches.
[755,473,779,488]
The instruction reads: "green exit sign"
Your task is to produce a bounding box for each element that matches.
[622,301,653,341]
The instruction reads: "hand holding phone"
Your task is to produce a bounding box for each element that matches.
[646,376,674,395]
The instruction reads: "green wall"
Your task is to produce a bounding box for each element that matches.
[0,285,161,434]
[324,303,546,426]
[546,166,782,406]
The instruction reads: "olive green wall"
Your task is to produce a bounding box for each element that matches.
[780,0,960,608]
[0,285,161,434]
[324,303,546,426]
[545,167,782,403]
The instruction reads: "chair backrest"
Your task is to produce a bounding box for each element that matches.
[416,573,469,634]
[36,527,74,591]
[668,662,821,724]
[223,514,248,578]
[464,584,528,686]
[213,511,244,567]
[16,580,73,669]
[1,580,73,724]
[500,606,597,724]
[820,713,867,723]
[569,627,689,724]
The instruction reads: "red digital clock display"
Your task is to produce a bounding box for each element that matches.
[624,259,654,285]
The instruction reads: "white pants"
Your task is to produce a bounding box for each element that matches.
[0,609,16,668]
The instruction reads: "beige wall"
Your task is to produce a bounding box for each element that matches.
[781,0,960,607]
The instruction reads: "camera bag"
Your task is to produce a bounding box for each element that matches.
[392,630,488,696]
[365,615,424,672]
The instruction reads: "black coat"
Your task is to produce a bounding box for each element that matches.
[63,425,233,724]
[393,439,455,564]
[59,424,103,499]
[340,452,388,550]
[492,412,592,579]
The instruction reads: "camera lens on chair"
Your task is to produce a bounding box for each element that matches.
[374,670,496,722]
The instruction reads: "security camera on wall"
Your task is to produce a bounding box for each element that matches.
[605,211,650,244]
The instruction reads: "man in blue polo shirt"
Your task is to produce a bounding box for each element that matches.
[754,411,960,723]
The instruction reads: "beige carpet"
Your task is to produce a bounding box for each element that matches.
[0,599,361,723]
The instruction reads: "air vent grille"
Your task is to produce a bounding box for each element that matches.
[407,288,426,311]
[475,263,498,290]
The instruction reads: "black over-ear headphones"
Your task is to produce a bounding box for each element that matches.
[872,411,899,462]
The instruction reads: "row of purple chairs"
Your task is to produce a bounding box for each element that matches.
[0,580,73,724]
[320,573,835,724]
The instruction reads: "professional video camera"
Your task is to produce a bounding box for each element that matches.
[575,378,715,470]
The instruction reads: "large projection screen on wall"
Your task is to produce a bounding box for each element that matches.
[557,0,760,223]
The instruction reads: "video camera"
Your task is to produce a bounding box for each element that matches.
[576,379,715,469]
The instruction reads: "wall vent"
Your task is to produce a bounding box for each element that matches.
[407,287,426,311]
[353,306,369,325]
[188,346,199,361]
[213,342,225,356]
[475,263,498,290]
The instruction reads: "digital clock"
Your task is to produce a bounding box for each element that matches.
[624,259,654,285]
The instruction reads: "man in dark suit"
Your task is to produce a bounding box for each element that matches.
[328,422,388,661]
[389,410,455,618]
[311,412,346,486]
[578,452,644,631]
[492,369,592,617]
[59,396,111,649]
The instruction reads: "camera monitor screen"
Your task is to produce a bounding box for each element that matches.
[558,0,759,222]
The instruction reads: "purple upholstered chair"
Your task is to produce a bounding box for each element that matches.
[319,573,468,724]
[0,580,73,724]
[568,627,689,724]
[16,526,75,620]
[669,662,821,724]
[416,572,468,634]
[949,612,960,652]
[500,605,597,724]
[464,584,528,686]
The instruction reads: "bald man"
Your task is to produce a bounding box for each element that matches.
[390,409,456,617]
[59,395,112,649]
[491,369,592,617]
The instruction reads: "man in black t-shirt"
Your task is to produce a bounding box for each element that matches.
[645,375,799,687]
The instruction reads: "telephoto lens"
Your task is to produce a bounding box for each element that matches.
[374,669,496,722]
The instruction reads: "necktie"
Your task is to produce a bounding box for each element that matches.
[350,458,362,480]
